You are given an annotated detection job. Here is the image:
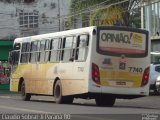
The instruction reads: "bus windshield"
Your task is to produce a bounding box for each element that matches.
[97,27,148,58]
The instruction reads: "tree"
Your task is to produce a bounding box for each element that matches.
[89,5,124,26]
[69,0,142,27]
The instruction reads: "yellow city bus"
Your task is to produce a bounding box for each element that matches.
[9,26,150,106]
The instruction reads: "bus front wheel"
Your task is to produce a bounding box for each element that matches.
[95,95,115,107]
[54,80,74,104]
[21,81,31,101]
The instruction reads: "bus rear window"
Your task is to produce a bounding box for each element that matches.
[97,28,148,58]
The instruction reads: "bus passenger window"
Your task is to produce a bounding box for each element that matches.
[44,40,50,62]
[62,36,76,62]
[13,51,20,65]
[50,38,61,62]
[70,37,77,61]
[20,42,30,63]
[30,41,39,63]
[20,43,27,63]
[26,43,31,62]
[39,40,45,62]
[76,34,89,61]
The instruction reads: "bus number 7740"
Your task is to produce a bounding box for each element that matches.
[128,67,143,73]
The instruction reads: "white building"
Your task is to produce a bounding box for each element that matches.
[0,0,70,40]
[141,0,160,38]
[141,0,160,63]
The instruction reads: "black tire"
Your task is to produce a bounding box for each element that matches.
[54,80,74,104]
[156,86,160,95]
[95,95,115,107]
[153,89,159,95]
[21,81,31,101]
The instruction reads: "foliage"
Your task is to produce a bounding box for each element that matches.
[89,6,124,26]
[69,0,142,27]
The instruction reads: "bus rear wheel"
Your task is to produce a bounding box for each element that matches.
[54,80,74,104]
[21,81,31,101]
[95,95,115,107]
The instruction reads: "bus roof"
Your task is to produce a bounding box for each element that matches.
[14,26,97,43]
[13,25,148,44]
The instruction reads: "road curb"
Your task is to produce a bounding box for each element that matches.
[0,90,17,95]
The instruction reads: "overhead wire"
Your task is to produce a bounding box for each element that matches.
[0,0,159,31]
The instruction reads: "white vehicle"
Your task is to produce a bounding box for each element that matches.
[149,63,160,94]
[9,26,150,107]
[155,76,160,94]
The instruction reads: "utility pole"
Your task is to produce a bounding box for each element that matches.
[57,0,60,31]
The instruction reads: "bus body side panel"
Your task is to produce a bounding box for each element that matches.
[10,77,19,92]
[45,62,89,96]
[34,63,52,95]
[10,64,32,93]
[61,62,88,96]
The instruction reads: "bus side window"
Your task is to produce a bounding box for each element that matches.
[20,43,26,63]
[13,51,20,65]
[30,41,40,63]
[75,34,89,61]
[61,36,75,62]
[75,37,80,60]
[26,43,31,62]
[20,42,30,63]
[70,37,77,61]
[37,41,40,62]
[44,40,50,62]
[50,38,61,62]
[39,40,45,62]
[10,43,21,65]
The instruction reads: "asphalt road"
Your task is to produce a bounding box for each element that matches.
[0,92,160,120]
